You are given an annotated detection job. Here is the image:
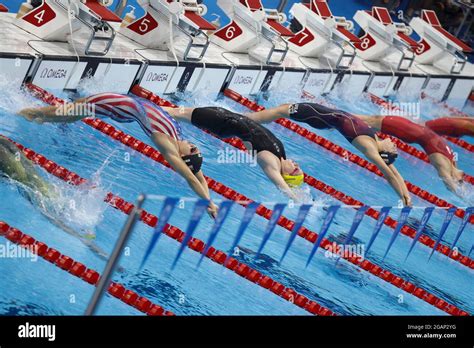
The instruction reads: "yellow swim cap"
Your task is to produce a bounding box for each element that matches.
[282,173,304,188]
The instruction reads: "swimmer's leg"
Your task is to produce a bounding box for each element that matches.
[166,106,194,123]
[354,115,384,130]
[459,119,474,137]
[246,104,291,124]
[18,97,89,124]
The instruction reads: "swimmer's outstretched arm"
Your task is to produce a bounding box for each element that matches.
[388,164,412,207]
[195,170,211,200]
[246,104,291,124]
[371,155,411,206]
[151,133,218,219]
[353,138,411,206]
[258,153,298,201]
[428,154,464,196]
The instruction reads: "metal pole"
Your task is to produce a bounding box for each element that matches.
[278,0,288,13]
[114,0,128,18]
[85,194,146,316]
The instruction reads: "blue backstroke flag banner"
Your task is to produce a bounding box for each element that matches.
[226,202,259,266]
[256,203,287,258]
[280,204,313,264]
[405,207,435,261]
[335,206,368,264]
[306,205,340,267]
[450,207,473,254]
[171,199,209,269]
[366,206,391,254]
[140,197,179,270]
[383,206,412,259]
[197,200,234,268]
[429,207,457,260]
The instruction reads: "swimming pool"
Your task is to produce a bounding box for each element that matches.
[0,76,472,316]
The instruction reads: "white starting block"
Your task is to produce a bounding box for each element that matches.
[211,0,294,65]
[14,0,119,56]
[287,0,360,68]
[353,6,418,71]
[410,9,472,74]
[119,0,215,61]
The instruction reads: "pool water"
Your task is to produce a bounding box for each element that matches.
[0,77,472,316]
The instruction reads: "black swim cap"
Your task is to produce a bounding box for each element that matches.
[379,151,398,165]
[182,153,203,174]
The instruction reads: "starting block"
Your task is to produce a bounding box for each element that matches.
[14,0,118,56]
[211,0,294,65]
[119,0,216,61]
[287,0,360,68]
[353,6,417,71]
[410,9,472,74]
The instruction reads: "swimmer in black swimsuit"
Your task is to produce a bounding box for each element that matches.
[166,107,304,200]
[247,103,412,206]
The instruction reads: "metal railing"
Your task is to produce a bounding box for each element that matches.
[85,194,146,316]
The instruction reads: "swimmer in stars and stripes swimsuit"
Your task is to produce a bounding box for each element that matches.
[85,93,183,141]
[16,90,217,218]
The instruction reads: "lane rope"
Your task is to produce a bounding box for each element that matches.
[127,85,471,315]
[24,84,469,315]
[7,136,336,317]
[0,221,174,316]
[219,88,474,269]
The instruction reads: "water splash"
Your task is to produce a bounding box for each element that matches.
[455,182,474,206]
[0,75,42,117]
[77,74,114,96]
[292,185,314,204]
[260,80,306,107]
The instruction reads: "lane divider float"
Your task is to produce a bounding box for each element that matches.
[0,220,173,316]
[220,88,474,269]
[24,84,469,315]
[7,136,336,316]
[127,85,472,315]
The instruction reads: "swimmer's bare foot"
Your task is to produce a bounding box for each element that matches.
[17,108,37,122]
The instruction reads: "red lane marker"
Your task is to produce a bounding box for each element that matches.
[221,88,474,269]
[24,83,470,315]
[7,136,334,316]
[128,85,472,315]
[0,221,173,316]
[444,136,474,154]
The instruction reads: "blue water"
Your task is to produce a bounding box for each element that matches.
[0,75,472,315]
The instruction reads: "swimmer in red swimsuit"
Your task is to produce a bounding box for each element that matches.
[356,115,465,195]
[18,94,218,218]
[247,103,412,206]
[425,117,474,138]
